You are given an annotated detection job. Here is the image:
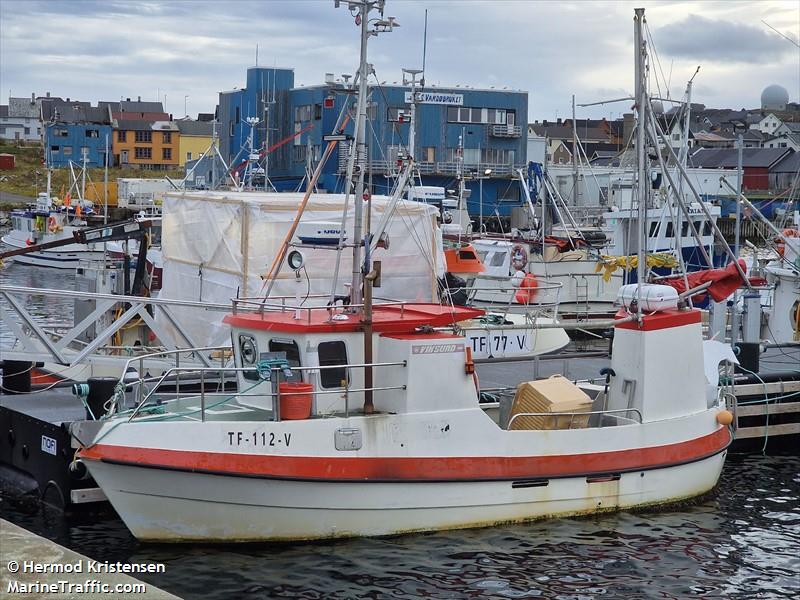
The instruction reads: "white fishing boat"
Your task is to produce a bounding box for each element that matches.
[1,194,104,268]
[70,4,734,543]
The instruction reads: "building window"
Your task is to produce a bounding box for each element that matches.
[318,341,348,388]
[50,145,60,152]
[294,105,312,122]
[63,147,72,156]
[162,131,172,143]
[53,128,68,137]
[293,145,307,162]
[24,127,30,135]
[162,148,172,160]
[85,129,99,138]
[423,147,435,162]
[135,147,152,159]
[80,147,89,158]
[135,130,152,143]
[186,152,192,161]
[446,106,513,125]
[118,130,127,142]
[314,104,322,120]
[387,107,411,123]
[235,106,240,124]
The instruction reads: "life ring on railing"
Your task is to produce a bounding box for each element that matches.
[510,244,528,271]
[514,273,539,304]
[47,215,58,233]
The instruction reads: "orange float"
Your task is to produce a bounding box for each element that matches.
[514,273,539,304]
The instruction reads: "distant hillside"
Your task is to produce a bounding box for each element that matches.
[0,141,183,208]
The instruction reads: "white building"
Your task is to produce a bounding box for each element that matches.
[763,134,800,152]
[754,113,783,135]
[0,95,43,142]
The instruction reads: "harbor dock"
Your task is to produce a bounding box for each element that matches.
[0,519,180,599]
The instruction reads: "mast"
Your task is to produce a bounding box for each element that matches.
[633,7,648,314]
[571,94,579,206]
[336,0,398,415]
[348,0,373,309]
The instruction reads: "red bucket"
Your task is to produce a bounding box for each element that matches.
[278,382,313,420]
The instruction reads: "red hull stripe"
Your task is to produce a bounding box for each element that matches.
[79,426,731,482]
[615,308,701,331]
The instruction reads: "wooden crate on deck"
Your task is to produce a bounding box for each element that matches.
[509,375,593,430]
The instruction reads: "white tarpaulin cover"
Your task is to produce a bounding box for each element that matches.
[157,191,445,347]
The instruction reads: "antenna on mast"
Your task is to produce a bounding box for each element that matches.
[421,9,428,87]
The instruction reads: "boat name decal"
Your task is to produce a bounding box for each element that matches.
[467,333,530,356]
[227,431,292,447]
[412,343,465,354]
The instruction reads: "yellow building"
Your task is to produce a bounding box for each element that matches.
[176,120,214,166]
[113,120,180,170]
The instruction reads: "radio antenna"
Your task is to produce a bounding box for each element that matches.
[421,9,428,88]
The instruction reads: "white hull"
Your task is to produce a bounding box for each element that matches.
[1,234,104,269]
[86,450,725,542]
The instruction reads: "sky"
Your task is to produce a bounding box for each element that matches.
[1,0,798,121]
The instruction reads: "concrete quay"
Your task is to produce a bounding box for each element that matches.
[0,519,180,599]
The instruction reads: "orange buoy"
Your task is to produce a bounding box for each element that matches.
[514,273,539,304]
[716,410,734,426]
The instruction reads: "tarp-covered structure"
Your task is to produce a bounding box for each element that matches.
[157,191,445,347]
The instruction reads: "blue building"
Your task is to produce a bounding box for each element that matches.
[42,102,113,168]
[218,67,528,217]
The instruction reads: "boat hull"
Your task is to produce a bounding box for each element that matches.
[1,234,104,269]
[84,447,726,542]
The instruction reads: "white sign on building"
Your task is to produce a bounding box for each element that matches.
[404,92,464,106]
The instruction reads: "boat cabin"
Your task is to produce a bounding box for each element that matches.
[223,303,485,417]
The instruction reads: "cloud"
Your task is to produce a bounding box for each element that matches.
[654,14,793,63]
[0,1,797,122]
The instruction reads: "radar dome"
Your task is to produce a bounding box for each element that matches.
[761,84,789,111]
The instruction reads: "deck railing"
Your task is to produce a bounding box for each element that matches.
[119,358,408,423]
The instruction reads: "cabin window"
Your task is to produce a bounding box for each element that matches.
[269,339,302,382]
[490,252,506,267]
[318,341,349,389]
[703,221,712,236]
[693,221,702,235]
[649,222,659,237]
[665,222,674,238]
[681,221,689,237]
[458,249,477,261]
